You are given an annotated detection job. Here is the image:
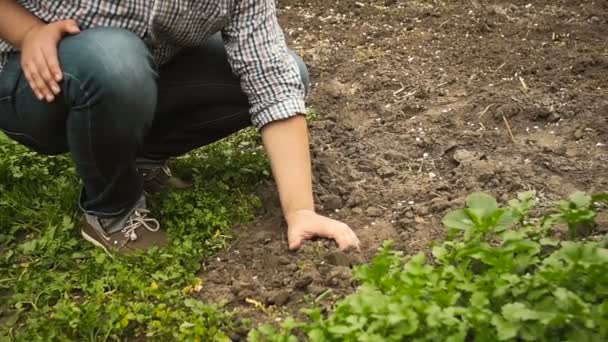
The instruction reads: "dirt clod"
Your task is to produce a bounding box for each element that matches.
[266,290,291,306]
[294,275,314,290]
[320,194,343,211]
[306,285,327,296]
[324,251,353,267]
[365,206,383,217]
[452,149,479,165]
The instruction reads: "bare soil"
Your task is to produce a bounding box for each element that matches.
[197,0,608,337]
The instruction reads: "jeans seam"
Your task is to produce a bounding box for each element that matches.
[188,109,247,128]
[0,96,46,146]
[63,72,108,185]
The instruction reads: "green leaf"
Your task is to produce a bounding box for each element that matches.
[569,191,592,208]
[442,209,474,230]
[466,193,499,218]
[327,324,356,335]
[492,315,520,340]
[539,238,560,246]
[494,209,518,232]
[470,292,489,308]
[502,303,539,321]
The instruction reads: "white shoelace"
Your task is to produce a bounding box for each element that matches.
[121,209,160,241]
[161,165,173,177]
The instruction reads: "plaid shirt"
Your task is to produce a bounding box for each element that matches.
[0,0,306,128]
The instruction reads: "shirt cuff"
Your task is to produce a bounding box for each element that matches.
[251,97,307,129]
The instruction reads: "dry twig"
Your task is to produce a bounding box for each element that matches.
[477,103,495,118]
[502,114,516,144]
[519,76,529,93]
[493,62,507,73]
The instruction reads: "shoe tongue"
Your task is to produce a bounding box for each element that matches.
[99,196,148,234]
[100,214,131,234]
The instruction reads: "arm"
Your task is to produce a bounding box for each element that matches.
[0,0,79,101]
[261,115,313,216]
[0,0,42,49]
[261,116,360,250]
[223,0,359,250]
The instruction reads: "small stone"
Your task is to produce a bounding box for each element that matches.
[320,194,343,211]
[396,218,414,230]
[547,112,561,123]
[378,167,396,179]
[306,285,326,296]
[206,271,224,284]
[267,290,290,306]
[366,206,383,217]
[285,264,298,272]
[324,251,352,267]
[351,207,364,215]
[237,289,256,301]
[414,204,429,216]
[326,266,352,287]
[232,281,253,295]
[573,129,584,140]
[452,149,478,164]
[414,216,426,223]
[278,256,291,265]
[347,189,366,207]
[329,266,352,280]
[429,197,450,212]
[294,275,314,290]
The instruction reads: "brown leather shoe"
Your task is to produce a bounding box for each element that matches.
[140,164,192,194]
[81,209,168,255]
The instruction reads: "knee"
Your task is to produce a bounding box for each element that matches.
[58,27,157,112]
[289,51,311,95]
[57,28,157,134]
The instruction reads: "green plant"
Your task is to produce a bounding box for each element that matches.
[251,192,608,342]
[0,129,269,341]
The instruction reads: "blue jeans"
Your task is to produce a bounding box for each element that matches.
[0,27,309,217]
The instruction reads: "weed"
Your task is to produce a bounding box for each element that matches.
[251,192,608,341]
[0,129,269,341]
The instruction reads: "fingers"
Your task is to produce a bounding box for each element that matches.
[334,223,361,251]
[288,216,361,252]
[287,227,308,251]
[42,43,63,83]
[288,237,302,251]
[26,48,57,102]
[23,63,49,101]
[59,19,81,35]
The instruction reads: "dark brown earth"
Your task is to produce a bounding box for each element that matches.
[197,0,608,336]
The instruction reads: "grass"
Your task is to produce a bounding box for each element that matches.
[0,129,269,341]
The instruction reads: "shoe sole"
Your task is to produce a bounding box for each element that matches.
[81,229,113,257]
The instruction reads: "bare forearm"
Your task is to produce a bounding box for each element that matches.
[261,115,314,222]
[0,0,43,49]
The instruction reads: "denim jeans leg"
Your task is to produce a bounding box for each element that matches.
[0,27,158,217]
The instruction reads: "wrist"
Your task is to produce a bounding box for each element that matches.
[284,207,315,225]
[17,22,43,49]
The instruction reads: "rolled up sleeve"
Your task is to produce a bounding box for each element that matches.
[222,0,306,129]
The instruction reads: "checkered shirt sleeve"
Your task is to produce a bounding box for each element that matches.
[222,0,307,129]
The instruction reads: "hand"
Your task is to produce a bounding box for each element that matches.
[286,209,360,251]
[20,20,80,102]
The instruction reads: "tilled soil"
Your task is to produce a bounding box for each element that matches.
[197,0,608,336]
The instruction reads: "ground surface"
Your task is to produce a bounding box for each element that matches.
[198,0,608,336]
